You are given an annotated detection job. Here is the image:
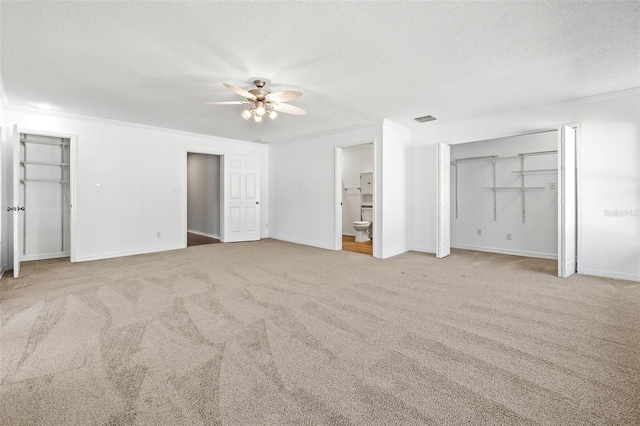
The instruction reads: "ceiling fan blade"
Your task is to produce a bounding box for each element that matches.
[266,90,303,103]
[206,101,251,105]
[223,83,257,100]
[271,103,307,115]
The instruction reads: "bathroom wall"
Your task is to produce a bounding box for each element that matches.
[187,153,220,238]
[342,144,373,235]
[269,124,382,252]
[450,131,558,258]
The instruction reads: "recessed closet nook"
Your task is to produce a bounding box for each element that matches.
[450,130,559,259]
[19,133,71,260]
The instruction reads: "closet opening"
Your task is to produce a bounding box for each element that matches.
[19,133,72,262]
[186,152,221,247]
[437,125,578,277]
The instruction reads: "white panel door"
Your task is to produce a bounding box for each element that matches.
[436,143,451,258]
[223,155,260,242]
[11,125,22,277]
[558,126,577,277]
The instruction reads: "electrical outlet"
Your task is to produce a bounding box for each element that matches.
[506,233,512,240]
[477,229,482,236]
[157,232,161,238]
[94,183,101,192]
[549,182,556,190]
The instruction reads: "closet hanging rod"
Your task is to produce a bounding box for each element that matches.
[21,178,69,184]
[455,150,558,163]
[454,155,496,163]
[21,161,70,167]
[523,150,558,157]
[20,139,70,147]
[344,187,361,191]
[485,186,545,191]
[511,168,557,174]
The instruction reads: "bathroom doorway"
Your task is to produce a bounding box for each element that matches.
[186,152,221,247]
[336,143,374,256]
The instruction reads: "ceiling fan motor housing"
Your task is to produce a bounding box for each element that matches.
[248,88,269,100]
[249,80,269,100]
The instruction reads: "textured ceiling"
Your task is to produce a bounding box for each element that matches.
[1,1,638,143]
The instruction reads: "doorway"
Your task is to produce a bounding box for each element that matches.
[186,153,221,247]
[336,142,374,256]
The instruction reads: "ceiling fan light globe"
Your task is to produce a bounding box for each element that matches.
[241,109,252,120]
[254,114,263,123]
[255,106,266,116]
[267,110,278,120]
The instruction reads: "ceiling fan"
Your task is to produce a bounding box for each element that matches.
[207,80,306,122]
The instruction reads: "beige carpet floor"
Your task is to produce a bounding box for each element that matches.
[1,239,639,425]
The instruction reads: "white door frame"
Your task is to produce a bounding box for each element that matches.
[334,139,379,257]
[183,148,224,248]
[435,125,580,276]
[15,128,78,268]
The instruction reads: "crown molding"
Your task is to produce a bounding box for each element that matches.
[3,104,267,148]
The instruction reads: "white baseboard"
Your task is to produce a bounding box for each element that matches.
[268,235,335,251]
[21,252,70,262]
[410,245,436,254]
[580,268,640,282]
[451,244,557,260]
[380,247,410,259]
[187,229,220,239]
[74,245,184,263]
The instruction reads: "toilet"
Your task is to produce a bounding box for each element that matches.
[353,206,373,242]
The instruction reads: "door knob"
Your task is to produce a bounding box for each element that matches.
[256,201,260,205]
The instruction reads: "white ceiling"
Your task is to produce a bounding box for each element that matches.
[1,1,638,143]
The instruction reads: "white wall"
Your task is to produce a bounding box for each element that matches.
[1,107,268,265]
[269,121,411,259]
[341,144,373,235]
[451,131,558,259]
[269,124,382,251]
[187,153,220,238]
[380,120,411,258]
[411,89,640,281]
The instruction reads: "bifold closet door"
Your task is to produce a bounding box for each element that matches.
[558,126,577,278]
[11,125,21,277]
[437,143,451,258]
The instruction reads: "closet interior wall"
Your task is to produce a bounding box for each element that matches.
[20,133,71,260]
[450,131,558,259]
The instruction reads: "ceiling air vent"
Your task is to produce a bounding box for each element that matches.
[414,115,437,123]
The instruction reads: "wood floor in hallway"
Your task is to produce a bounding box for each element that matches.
[342,234,372,256]
[187,232,220,247]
